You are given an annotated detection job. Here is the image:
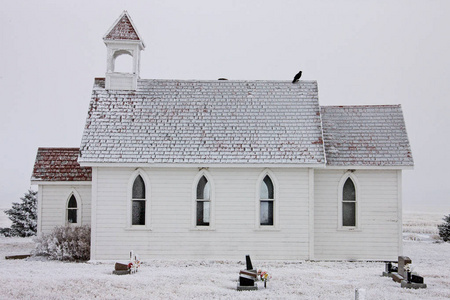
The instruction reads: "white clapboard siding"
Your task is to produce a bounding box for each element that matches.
[314,169,400,261]
[40,184,91,234]
[93,167,310,260]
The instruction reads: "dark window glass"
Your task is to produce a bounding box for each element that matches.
[260,201,273,225]
[68,195,77,208]
[132,175,145,199]
[196,176,210,226]
[132,200,146,225]
[68,209,77,223]
[343,178,355,201]
[343,177,356,226]
[67,195,78,224]
[196,176,210,200]
[343,202,356,226]
[260,176,274,199]
[196,201,210,226]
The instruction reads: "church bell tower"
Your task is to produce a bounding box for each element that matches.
[103,11,145,90]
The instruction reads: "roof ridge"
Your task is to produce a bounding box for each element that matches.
[137,79,318,83]
[37,147,80,150]
[321,104,401,108]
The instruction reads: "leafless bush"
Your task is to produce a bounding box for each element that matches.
[33,225,90,261]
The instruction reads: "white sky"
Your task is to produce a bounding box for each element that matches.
[0,0,449,212]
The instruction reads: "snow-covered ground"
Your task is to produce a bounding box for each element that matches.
[0,212,449,299]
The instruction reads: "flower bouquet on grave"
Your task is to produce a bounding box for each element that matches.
[257,269,272,288]
[129,250,141,274]
[404,264,413,283]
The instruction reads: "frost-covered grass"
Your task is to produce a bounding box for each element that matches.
[0,211,450,299]
[403,211,443,241]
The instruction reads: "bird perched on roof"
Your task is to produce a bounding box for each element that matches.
[292,71,302,83]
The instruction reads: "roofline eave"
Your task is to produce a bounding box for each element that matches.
[78,162,327,169]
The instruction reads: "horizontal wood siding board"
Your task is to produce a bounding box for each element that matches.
[314,170,399,260]
[40,185,91,234]
[94,167,309,260]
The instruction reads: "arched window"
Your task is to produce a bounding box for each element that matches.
[132,175,146,225]
[67,194,78,224]
[260,175,274,226]
[342,178,356,227]
[196,176,211,226]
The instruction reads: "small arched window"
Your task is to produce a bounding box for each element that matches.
[260,175,274,226]
[196,176,211,226]
[67,195,78,224]
[132,175,146,225]
[342,178,356,227]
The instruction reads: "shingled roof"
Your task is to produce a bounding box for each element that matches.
[320,105,414,167]
[103,11,143,43]
[31,148,91,182]
[79,78,326,165]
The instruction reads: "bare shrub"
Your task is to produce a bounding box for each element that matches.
[33,225,90,261]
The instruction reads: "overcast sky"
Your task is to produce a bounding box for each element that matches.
[0,0,449,212]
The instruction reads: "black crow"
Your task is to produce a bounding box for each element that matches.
[292,71,302,83]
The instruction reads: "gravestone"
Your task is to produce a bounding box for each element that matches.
[397,256,411,278]
[386,256,427,289]
[237,255,258,291]
[382,261,398,277]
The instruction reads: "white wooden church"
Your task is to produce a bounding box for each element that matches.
[31,11,414,261]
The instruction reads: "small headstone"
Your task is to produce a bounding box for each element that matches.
[237,255,258,291]
[398,256,411,278]
[382,261,397,277]
[115,262,129,271]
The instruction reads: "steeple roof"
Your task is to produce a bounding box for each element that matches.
[103,11,145,46]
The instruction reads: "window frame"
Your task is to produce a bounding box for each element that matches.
[191,170,215,230]
[255,169,279,230]
[127,169,151,230]
[65,189,82,226]
[337,172,360,230]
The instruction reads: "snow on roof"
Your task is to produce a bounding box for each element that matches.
[79,79,325,165]
[321,105,414,167]
[103,11,144,44]
[31,148,92,181]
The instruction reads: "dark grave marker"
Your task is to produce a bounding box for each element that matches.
[384,256,427,289]
[411,275,424,284]
[237,255,258,291]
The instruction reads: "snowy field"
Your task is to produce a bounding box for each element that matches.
[1,211,449,299]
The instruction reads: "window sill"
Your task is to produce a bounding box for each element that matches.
[254,226,280,231]
[124,226,152,231]
[337,227,361,232]
[190,227,216,231]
